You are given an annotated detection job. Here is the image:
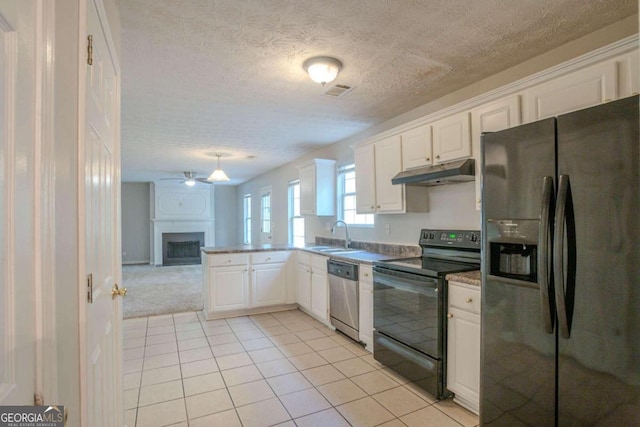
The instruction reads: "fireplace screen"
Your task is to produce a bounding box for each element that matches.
[162,232,205,266]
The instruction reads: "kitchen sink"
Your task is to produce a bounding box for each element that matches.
[307,246,365,255]
[318,248,364,254]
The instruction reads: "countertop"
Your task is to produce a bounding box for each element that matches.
[446,270,481,287]
[201,244,404,265]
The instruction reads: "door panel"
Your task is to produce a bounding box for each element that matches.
[556,96,640,426]
[85,1,121,424]
[481,118,556,426]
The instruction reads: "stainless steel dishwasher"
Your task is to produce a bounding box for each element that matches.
[328,259,359,342]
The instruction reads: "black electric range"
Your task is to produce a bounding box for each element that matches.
[372,229,481,400]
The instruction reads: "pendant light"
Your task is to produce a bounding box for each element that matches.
[207,154,230,182]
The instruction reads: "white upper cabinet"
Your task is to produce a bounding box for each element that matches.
[432,111,471,164]
[471,95,521,210]
[523,61,617,122]
[354,143,377,214]
[401,125,433,170]
[374,136,405,213]
[298,159,336,216]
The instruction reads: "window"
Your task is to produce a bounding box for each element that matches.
[338,164,374,226]
[288,180,305,246]
[243,194,251,244]
[261,190,271,234]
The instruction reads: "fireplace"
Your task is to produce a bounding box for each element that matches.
[162,232,205,266]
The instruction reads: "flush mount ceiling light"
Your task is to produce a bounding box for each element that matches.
[303,56,342,86]
[207,154,230,182]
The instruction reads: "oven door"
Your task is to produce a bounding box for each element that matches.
[373,266,443,358]
[373,266,449,399]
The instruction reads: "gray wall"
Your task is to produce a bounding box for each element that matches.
[214,185,239,246]
[236,17,637,247]
[121,182,151,264]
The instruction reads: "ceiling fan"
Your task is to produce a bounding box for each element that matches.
[160,171,212,186]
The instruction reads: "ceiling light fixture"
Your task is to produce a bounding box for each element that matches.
[207,154,230,182]
[183,171,197,186]
[303,56,342,86]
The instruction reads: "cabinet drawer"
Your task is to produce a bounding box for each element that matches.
[251,251,289,264]
[297,251,311,266]
[209,253,249,267]
[311,254,329,271]
[360,265,373,285]
[449,283,481,314]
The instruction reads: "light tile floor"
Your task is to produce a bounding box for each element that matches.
[124,309,480,427]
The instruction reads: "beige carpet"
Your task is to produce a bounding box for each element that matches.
[122,264,203,319]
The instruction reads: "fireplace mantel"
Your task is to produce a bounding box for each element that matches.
[150,182,215,265]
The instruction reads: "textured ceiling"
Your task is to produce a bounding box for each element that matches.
[118,0,636,184]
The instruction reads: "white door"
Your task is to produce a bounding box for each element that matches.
[0,9,35,406]
[84,1,122,425]
[260,186,272,244]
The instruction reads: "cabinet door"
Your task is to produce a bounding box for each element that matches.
[471,95,521,210]
[299,163,316,215]
[252,263,286,307]
[374,136,404,213]
[211,266,248,311]
[358,265,374,350]
[296,263,311,310]
[447,306,480,413]
[432,111,471,163]
[354,144,376,214]
[401,125,433,170]
[310,270,328,322]
[523,60,617,122]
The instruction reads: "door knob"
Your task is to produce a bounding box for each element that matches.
[111,283,127,299]
[465,297,473,303]
[447,313,453,318]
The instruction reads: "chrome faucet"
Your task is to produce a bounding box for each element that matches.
[331,220,351,249]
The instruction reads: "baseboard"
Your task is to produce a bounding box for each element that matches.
[122,260,151,265]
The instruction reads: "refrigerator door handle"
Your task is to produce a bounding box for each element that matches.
[538,176,555,334]
[553,174,576,339]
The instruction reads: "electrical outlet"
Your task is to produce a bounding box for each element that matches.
[385,224,391,234]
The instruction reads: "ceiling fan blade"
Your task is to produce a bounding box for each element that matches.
[159,177,184,181]
[195,178,213,184]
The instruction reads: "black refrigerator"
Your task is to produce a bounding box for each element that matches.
[480,95,639,426]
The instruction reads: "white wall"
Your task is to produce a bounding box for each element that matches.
[236,16,638,247]
[214,185,239,246]
[121,182,150,264]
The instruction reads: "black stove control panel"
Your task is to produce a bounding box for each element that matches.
[419,229,481,249]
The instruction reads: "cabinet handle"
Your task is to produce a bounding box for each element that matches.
[266,257,271,261]
[377,205,380,209]
[364,273,369,277]
[252,269,256,272]
[227,259,232,263]
[370,205,374,210]
[465,297,473,303]
[426,157,430,161]
[435,155,440,160]
[447,313,453,318]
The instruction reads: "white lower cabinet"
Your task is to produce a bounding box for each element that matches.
[203,251,290,318]
[251,251,289,307]
[447,281,481,414]
[358,265,373,351]
[205,254,249,312]
[296,252,329,323]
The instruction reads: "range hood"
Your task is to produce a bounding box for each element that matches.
[391,159,475,186]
